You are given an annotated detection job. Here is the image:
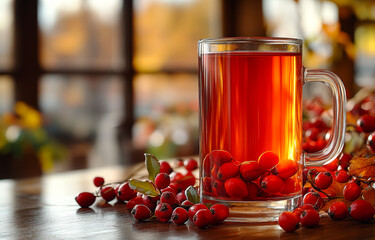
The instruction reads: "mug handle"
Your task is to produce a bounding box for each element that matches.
[303,68,347,166]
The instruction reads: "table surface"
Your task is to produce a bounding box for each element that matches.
[1,163,374,240]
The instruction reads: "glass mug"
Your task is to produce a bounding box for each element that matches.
[198,37,346,222]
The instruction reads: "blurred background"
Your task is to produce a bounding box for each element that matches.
[0,0,374,179]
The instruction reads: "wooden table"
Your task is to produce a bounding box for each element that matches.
[1,164,374,240]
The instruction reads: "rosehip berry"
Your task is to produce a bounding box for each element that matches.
[176,192,186,204]
[224,178,248,199]
[93,176,105,187]
[179,172,196,190]
[210,204,230,223]
[142,195,157,211]
[343,181,362,201]
[210,150,232,166]
[322,158,339,172]
[334,170,350,183]
[203,177,212,193]
[193,209,214,228]
[278,212,300,232]
[188,204,208,220]
[184,158,198,171]
[131,204,152,221]
[272,160,299,179]
[300,204,317,211]
[314,171,333,190]
[100,186,116,202]
[117,182,136,202]
[239,161,264,182]
[303,192,323,209]
[160,191,177,206]
[357,115,375,133]
[160,161,173,174]
[217,162,239,181]
[161,186,176,195]
[328,201,348,220]
[172,207,189,225]
[300,209,320,227]
[126,196,143,210]
[246,182,261,199]
[75,192,96,208]
[169,182,182,193]
[260,175,285,194]
[339,153,352,170]
[349,200,375,222]
[155,203,173,222]
[367,132,375,153]
[155,173,171,190]
[258,151,279,169]
[212,180,228,197]
[281,178,296,194]
[181,200,194,206]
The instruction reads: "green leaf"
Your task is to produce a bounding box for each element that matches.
[185,186,200,204]
[145,153,160,183]
[129,179,159,197]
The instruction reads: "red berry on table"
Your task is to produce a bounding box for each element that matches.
[131,204,152,221]
[210,204,230,223]
[217,162,239,181]
[272,160,299,179]
[356,115,375,133]
[161,186,176,195]
[367,132,375,153]
[258,151,279,169]
[169,182,182,193]
[343,181,362,201]
[155,203,173,222]
[210,150,232,166]
[100,186,116,202]
[184,158,198,171]
[160,161,173,174]
[314,171,333,190]
[239,161,264,182]
[93,176,105,187]
[349,200,375,222]
[142,195,157,211]
[260,175,285,194]
[339,153,352,169]
[179,172,196,190]
[126,196,143,210]
[322,158,339,172]
[278,212,300,232]
[224,178,248,199]
[188,204,209,220]
[176,192,186,204]
[75,192,96,208]
[193,209,214,228]
[300,209,320,227]
[328,201,348,220]
[303,192,323,209]
[155,173,171,190]
[334,170,350,183]
[160,191,177,206]
[172,207,189,225]
[117,182,136,202]
[181,200,194,206]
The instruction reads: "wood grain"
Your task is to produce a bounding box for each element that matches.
[0,164,374,240]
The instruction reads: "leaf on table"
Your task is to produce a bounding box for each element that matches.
[144,153,160,183]
[323,179,346,199]
[362,186,375,208]
[129,179,159,197]
[348,155,375,178]
[185,186,200,204]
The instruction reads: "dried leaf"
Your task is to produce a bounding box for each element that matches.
[129,179,159,197]
[348,155,375,178]
[144,153,160,183]
[362,186,375,208]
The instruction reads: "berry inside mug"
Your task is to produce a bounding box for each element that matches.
[198,37,346,222]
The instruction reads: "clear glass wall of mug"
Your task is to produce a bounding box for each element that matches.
[198,37,346,222]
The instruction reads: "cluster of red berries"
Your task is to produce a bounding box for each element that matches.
[75,157,230,228]
[202,150,301,200]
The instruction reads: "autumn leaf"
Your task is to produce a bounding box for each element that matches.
[129,179,159,197]
[362,186,375,208]
[348,155,375,178]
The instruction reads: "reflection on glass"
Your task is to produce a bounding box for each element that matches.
[134,0,222,71]
[0,0,13,69]
[38,0,123,70]
[0,76,14,113]
[39,75,124,142]
[133,74,199,158]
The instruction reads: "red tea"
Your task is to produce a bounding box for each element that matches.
[199,51,303,200]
